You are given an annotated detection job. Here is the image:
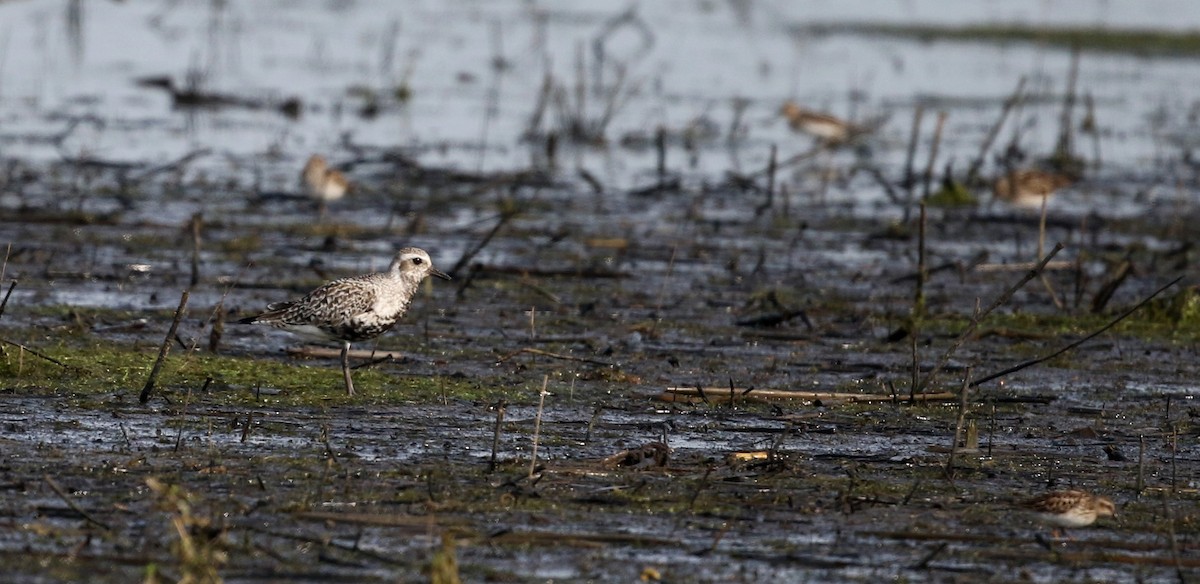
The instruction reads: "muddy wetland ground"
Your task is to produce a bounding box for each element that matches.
[0,1,1199,582]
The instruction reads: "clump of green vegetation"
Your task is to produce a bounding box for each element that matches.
[925,180,975,207]
[1143,286,1200,328]
[0,339,499,406]
[427,533,462,584]
[804,23,1200,57]
[145,477,226,584]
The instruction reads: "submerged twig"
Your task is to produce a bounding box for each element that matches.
[660,387,955,404]
[44,475,110,531]
[496,347,613,368]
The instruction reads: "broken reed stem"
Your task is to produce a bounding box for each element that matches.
[971,275,1182,388]
[44,474,111,531]
[1054,46,1081,161]
[189,212,202,288]
[986,401,995,457]
[529,375,549,479]
[916,243,1064,394]
[909,329,918,402]
[0,242,10,283]
[915,201,927,317]
[655,125,667,182]
[1,338,71,369]
[240,411,254,443]
[489,400,506,473]
[175,378,193,453]
[208,303,225,353]
[921,112,948,202]
[0,279,17,320]
[1137,435,1146,493]
[139,290,190,404]
[965,76,1025,185]
[1037,196,1064,310]
[584,404,601,444]
[755,143,777,217]
[1085,92,1102,169]
[945,368,972,476]
[902,105,925,222]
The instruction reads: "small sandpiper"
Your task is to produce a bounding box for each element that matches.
[1022,489,1116,533]
[993,169,1075,208]
[238,247,450,396]
[302,154,350,219]
[780,101,866,144]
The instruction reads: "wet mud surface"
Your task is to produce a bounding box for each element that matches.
[1,1,1199,583]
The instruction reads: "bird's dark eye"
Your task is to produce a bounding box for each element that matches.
[413,257,423,265]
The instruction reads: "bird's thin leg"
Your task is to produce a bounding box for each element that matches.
[341,341,355,396]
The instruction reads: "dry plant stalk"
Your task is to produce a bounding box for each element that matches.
[965,77,1026,185]
[915,243,1064,394]
[140,290,191,404]
[529,375,549,478]
[146,477,226,584]
[970,275,1182,388]
[902,105,925,220]
[489,400,506,472]
[945,369,973,476]
[921,112,948,201]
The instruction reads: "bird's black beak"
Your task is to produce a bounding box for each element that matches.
[431,268,451,280]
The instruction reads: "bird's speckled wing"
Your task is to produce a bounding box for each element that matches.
[246,273,394,341]
[285,275,381,324]
[1023,491,1084,514]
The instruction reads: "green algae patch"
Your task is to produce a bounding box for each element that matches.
[0,340,499,406]
[925,181,976,208]
[1143,286,1200,329]
[803,23,1200,57]
[925,306,1200,346]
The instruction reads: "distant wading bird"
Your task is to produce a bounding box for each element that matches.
[238,247,450,396]
[302,154,350,219]
[993,169,1075,209]
[779,101,868,145]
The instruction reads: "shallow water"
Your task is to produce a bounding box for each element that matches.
[0,1,1198,583]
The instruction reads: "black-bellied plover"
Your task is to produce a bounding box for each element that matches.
[238,247,450,396]
[302,154,350,219]
[1022,489,1116,530]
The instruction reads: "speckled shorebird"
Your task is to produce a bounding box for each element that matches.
[1022,489,1116,532]
[302,154,350,219]
[238,247,450,396]
[993,169,1075,208]
[779,101,866,144]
